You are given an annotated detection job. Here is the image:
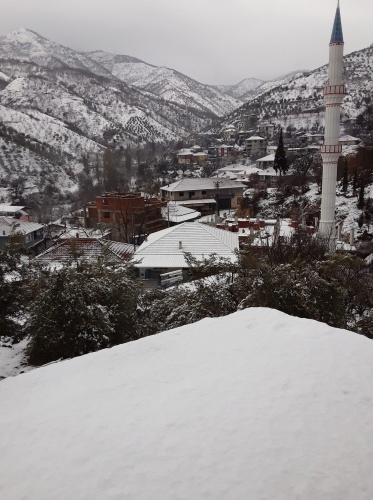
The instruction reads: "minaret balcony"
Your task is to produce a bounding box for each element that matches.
[320,144,342,154]
[323,84,346,96]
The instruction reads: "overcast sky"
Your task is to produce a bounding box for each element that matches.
[1,0,372,85]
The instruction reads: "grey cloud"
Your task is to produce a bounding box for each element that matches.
[1,0,372,84]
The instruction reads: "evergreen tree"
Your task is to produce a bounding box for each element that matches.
[125,145,132,178]
[273,128,288,176]
[103,147,117,191]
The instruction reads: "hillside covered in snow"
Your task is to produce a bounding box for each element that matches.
[1,308,373,499]
[0,29,240,197]
[214,44,373,133]
[87,50,241,117]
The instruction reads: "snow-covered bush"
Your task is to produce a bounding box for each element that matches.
[26,262,140,365]
[0,235,28,340]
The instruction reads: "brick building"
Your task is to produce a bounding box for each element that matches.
[84,193,167,244]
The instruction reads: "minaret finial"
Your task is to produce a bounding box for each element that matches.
[330,1,344,44]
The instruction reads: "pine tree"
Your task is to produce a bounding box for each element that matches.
[125,145,132,178]
[273,128,288,176]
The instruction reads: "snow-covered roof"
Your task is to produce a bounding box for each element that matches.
[2,308,373,499]
[133,222,239,268]
[35,239,132,264]
[0,216,44,236]
[0,204,26,214]
[339,135,360,142]
[246,135,265,141]
[161,178,246,192]
[256,154,275,163]
[177,149,194,156]
[161,203,201,223]
[193,152,207,157]
[57,227,111,240]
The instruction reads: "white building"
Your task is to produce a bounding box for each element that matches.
[245,136,267,157]
[160,178,245,213]
[258,123,275,139]
[339,135,361,146]
[133,222,239,279]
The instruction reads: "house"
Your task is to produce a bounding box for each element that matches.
[339,135,361,146]
[245,136,267,157]
[255,154,279,183]
[258,123,275,139]
[84,193,167,244]
[177,149,195,164]
[221,126,237,141]
[160,178,245,214]
[133,222,239,280]
[35,238,133,266]
[299,133,324,145]
[0,205,32,221]
[192,152,208,163]
[0,216,44,251]
[266,144,277,155]
[256,154,275,170]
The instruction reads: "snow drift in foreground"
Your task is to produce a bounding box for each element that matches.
[1,308,373,500]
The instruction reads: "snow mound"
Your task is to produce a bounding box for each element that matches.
[1,308,373,499]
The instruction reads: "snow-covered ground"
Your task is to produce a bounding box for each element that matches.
[0,337,31,379]
[1,308,373,499]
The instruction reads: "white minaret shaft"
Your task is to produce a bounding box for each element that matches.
[319,1,346,243]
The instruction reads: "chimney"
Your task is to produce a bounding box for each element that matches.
[76,232,79,238]
[179,241,182,249]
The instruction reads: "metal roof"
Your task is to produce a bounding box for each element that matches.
[162,204,201,223]
[256,154,275,162]
[0,205,26,213]
[35,239,132,264]
[133,222,239,269]
[0,217,44,236]
[330,2,343,43]
[161,178,246,192]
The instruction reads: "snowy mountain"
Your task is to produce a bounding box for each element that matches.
[0,28,111,77]
[215,77,264,101]
[0,29,233,196]
[1,308,373,499]
[215,72,309,103]
[86,50,242,117]
[214,45,373,133]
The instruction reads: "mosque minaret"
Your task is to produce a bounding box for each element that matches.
[318,1,346,245]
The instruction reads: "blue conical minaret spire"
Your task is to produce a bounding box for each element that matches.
[330,1,344,43]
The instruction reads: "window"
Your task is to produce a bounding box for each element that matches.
[189,191,195,197]
[103,212,110,219]
[202,190,207,195]
[179,192,184,197]
[102,198,109,206]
